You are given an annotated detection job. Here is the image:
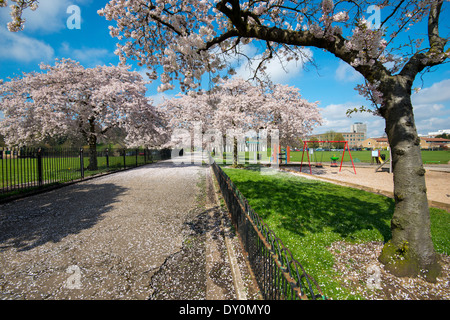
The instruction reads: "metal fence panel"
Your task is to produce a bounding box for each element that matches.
[210,161,326,300]
[0,147,171,197]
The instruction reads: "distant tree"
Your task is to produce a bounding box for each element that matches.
[159,77,321,166]
[323,131,336,140]
[294,138,304,149]
[321,131,336,149]
[307,137,320,149]
[436,133,450,139]
[0,59,166,170]
[4,0,449,282]
[333,133,345,149]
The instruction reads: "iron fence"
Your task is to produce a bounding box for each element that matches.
[210,160,326,300]
[0,146,171,197]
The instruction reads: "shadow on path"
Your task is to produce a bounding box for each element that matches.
[0,182,128,252]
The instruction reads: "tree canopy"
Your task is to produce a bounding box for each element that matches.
[0,58,166,169]
[2,0,449,282]
[97,0,449,281]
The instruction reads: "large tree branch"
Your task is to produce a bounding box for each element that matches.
[214,0,390,83]
[428,0,446,50]
[400,0,448,80]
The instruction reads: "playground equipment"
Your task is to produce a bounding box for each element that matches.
[300,140,357,174]
[373,148,392,173]
[310,148,324,168]
[272,144,290,164]
[330,155,339,167]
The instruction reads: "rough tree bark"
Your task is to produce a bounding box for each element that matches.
[213,0,447,281]
[87,117,98,171]
[378,75,441,281]
[93,0,448,282]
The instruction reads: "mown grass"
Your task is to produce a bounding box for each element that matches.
[289,150,449,164]
[222,166,450,299]
[0,155,148,189]
[221,149,449,165]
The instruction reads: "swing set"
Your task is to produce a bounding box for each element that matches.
[300,140,357,174]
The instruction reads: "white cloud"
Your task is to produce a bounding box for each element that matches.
[136,68,153,83]
[72,48,111,65]
[315,78,450,138]
[335,60,362,82]
[21,0,72,33]
[148,92,175,106]
[315,102,384,138]
[413,103,450,135]
[416,117,450,134]
[412,79,450,105]
[0,26,54,63]
[59,42,114,67]
[411,79,450,135]
[0,0,68,63]
[233,46,313,84]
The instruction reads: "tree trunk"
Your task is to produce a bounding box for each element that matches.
[87,118,98,171]
[87,134,98,171]
[233,136,238,167]
[378,76,441,282]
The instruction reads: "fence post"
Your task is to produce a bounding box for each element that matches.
[106,148,109,169]
[123,149,126,169]
[136,148,138,167]
[79,148,84,179]
[37,148,43,187]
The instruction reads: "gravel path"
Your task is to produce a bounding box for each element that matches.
[0,159,253,300]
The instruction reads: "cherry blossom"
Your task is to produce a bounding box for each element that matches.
[0,0,39,32]
[158,77,321,164]
[0,58,167,169]
[3,0,449,282]
[95,0,449,281]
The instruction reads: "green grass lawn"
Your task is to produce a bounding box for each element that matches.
[220,149,450,165]
[222,166,450,299]
[289,150,450,164]
[0,155,148,189]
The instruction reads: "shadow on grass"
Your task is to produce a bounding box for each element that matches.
[224,168,394,242]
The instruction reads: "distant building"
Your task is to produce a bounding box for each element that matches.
[308,122,367,148]
[341,132,366,148]
[428,129,450,137]
[362,137,450,150]
[351,122,367,137]
[362,137,389,150]
[420,137,450,149]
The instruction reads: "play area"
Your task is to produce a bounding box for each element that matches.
[288,153,448,210]
[299,140,357,174]
[269,141,449,208]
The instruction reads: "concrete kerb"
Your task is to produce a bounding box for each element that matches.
[205,166,249,300]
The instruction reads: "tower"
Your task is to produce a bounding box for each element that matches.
[351,122,367,140]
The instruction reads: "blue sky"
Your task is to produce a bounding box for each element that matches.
[1,0,449,139]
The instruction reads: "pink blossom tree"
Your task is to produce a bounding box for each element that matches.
[97,0,448,281]
[0,0,39,32]
[4,0,449,281]
[159,77,321,166]
[0,58,166,170]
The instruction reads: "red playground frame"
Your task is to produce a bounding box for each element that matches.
[300,141,357,174]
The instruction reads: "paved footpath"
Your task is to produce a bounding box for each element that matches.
[0,157,256,300]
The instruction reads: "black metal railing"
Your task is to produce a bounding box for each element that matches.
[210,160,326,300]
[0,146,171,197]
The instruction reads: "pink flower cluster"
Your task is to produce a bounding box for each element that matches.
[0,59,166,148]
